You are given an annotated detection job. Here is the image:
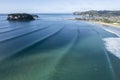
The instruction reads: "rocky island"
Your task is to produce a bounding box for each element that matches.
[7,13,37,21]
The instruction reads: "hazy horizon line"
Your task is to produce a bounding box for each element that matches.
[0,10,120,14]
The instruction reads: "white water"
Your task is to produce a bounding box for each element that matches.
[103,27,120,37]
[103,26,120,59]
[104,38,120,58]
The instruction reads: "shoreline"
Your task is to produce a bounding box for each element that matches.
[89,21,120,28]
[71,18,120,28]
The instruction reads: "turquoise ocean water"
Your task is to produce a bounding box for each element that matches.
[0,14,120,80]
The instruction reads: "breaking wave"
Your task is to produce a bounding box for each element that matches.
[104,38,120,59]
[103,26,120,59]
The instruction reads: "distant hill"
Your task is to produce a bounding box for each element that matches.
[73,10,120,17]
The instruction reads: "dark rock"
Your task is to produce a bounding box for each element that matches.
[7,13,35,21]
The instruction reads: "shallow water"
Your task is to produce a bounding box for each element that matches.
[0,14,120,80]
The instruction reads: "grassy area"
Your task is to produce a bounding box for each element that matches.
[75,18,120,28]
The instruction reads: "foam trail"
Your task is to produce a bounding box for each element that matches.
[103,28,120,37]
[102,25,120,58]
[104,38,120,59]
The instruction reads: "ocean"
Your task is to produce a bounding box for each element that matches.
[0,14,120,80]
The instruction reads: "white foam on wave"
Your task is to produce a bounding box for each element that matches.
[103,28,120,37]
[102,25,120,58]
[104,38,120,59]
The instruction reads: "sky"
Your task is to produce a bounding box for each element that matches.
[0,0,120,13]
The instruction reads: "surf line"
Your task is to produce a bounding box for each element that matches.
[91,27,116,80]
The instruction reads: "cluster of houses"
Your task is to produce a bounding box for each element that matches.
[74,11,120,23]
[76,15,120,23]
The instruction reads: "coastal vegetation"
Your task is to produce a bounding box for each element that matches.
[74,10,120,16]
[74,10,120,26]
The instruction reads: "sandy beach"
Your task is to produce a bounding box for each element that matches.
[89,21,120,28]
[72,18,120,28]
